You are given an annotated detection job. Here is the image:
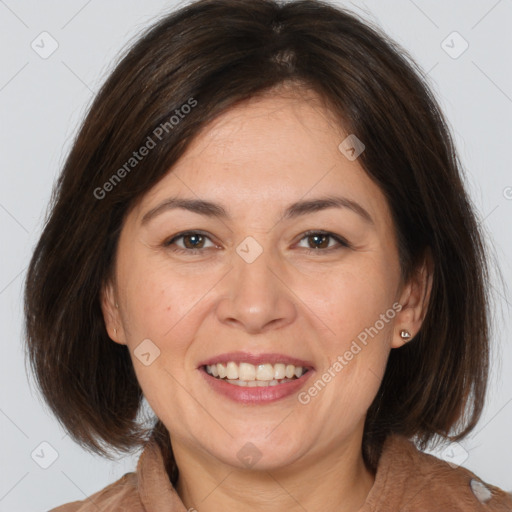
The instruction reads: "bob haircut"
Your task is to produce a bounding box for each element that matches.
[24,0,495,482]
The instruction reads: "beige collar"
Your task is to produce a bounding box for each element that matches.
[135,433,511,511]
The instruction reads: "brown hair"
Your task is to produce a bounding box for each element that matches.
[24,0,498,480]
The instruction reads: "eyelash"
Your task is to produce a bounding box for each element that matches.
[162,230,351,255]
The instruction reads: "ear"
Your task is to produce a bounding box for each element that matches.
[100,279,126,345]
[391,247,434,348]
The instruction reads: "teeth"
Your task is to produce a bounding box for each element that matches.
[239,362,256,381]
[225,378,295,387]
[226,362,238,380]
[256,363,274,380]
[274,363,286,379]
[205,362,307,382]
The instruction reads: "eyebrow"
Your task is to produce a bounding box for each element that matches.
[140,195,374,226]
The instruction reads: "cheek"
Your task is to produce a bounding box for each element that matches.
[119,260,216,368]
[303,263,396,404]
[305,260,397,343]
[118,264,198,414]
[119,256,187,335]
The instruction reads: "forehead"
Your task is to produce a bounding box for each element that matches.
[130,92,393,234]
[179,90,345,169]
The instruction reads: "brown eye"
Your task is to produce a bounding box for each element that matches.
[297,231,350,252]
[164,231,216,253]
[181,233,206,249]
[307,233,330,249]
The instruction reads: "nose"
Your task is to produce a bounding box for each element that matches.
[215,244,297,334]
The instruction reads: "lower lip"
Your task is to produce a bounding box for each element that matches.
[199,367,314,404]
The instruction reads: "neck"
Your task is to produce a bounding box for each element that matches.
[173,432,375,512]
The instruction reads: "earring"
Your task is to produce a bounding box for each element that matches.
[114,327,118,334]
[400,329,411,341]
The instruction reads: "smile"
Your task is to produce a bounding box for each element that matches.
[204,362,308,386]
[200,363,313,404]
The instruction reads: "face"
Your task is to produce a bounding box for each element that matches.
[102,89,429,472]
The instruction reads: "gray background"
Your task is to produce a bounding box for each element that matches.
[0,0,511,510]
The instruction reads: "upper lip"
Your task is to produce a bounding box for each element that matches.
[198,351,315,370]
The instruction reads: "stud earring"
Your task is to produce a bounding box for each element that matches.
[114,327,118,334]
[400,329,411,341]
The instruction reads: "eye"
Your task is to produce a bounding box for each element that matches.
[162,229,350,256]
[296,230,350,253]
[163,231,217,254]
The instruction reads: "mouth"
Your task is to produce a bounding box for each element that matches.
[203,361,310,387]
[197,352,315,404]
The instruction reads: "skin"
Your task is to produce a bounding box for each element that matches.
[102,87,432,512]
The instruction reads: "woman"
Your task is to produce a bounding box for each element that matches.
[24,0,512,510]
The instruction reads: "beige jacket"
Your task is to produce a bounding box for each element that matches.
[51,435,512,511]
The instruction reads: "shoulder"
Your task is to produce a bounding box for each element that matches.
[365,435,512,511]
[48,435,181,512]
[49,471,143,511]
